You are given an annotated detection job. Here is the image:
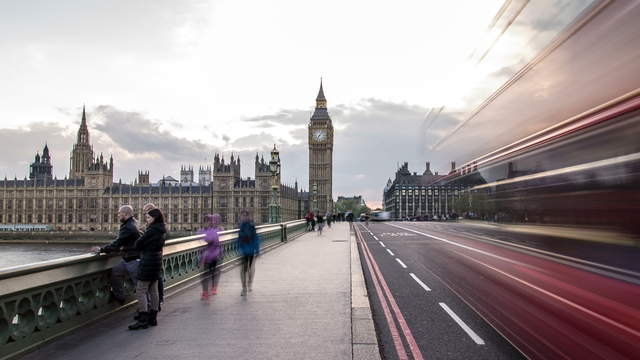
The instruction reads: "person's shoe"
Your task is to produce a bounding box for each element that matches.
[241,288,247,296]
[158,302,162,312]
[201,291,209,300]
[128,312,149,330]
[148,310,158,327]
[211,286,218,295]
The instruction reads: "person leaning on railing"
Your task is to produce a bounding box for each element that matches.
[129,208,166,330]
[93,205,141,305]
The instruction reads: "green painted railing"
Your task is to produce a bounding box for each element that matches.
[0,219,307,360]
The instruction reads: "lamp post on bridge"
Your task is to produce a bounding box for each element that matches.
[312,182,318,214]
[268,144,281,224]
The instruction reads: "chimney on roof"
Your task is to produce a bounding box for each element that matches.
[451,161,456,171]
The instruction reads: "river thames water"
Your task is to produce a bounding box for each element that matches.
[0,244,92,270]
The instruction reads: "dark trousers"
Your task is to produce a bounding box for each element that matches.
[201,259,220,291]
[110,259,139,302]
[240,255,256,289]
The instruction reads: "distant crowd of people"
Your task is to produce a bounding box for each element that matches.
[93,206,260,330]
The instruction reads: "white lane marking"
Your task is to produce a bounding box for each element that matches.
[373,235,379,240]
[379,241,386,248]
[409,273,431,291]
[439,303,485,345]
[386,249,395,256]
[396,258,408,268]
[392,223,640,339]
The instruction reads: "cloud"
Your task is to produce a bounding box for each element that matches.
[0,122,74,179]
[243,109,311,126]
[0,100,465,205]
[92,105,216,161]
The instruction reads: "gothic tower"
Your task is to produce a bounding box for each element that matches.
[69,105,94,179]
[29,144,53,180]
[308,80,334,214]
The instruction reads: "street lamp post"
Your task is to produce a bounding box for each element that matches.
[268,145,281,224]
[312,183,318,214]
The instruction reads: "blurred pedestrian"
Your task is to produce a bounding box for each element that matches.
[94,205,141,305]
[305,211,313,231]
[325,212,332,228]
[199,214,223,301]
[316,213,324,236]
[129,208,166,330]
[238,210,260,296]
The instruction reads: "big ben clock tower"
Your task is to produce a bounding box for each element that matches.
[309,80,334,214]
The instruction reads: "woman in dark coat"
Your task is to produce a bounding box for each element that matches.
[129,208,166,330]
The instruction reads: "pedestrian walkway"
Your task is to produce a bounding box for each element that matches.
[22,223,360,360]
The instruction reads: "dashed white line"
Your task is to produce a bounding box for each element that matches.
[409,273,431,291]
[439,303,485,345]
[373,235,379,240]
[395,258,407,268]
[386,249,395,256]
[379,241,386,247]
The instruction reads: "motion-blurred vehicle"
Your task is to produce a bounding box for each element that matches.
[370,211,391,221]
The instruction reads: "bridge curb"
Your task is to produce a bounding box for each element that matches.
[351,224,382,360]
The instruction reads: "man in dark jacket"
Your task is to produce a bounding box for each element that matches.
[97,205,141,304]
[238,210,260,296]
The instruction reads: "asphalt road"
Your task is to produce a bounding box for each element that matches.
[355,221,640,360]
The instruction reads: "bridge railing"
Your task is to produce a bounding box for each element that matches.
[0,219,307,360]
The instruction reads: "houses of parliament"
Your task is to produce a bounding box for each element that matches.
[0,106,307,232]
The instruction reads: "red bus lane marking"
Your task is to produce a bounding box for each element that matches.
[355,225,409,360]
[358,225,426,360]
[389,223,640,340]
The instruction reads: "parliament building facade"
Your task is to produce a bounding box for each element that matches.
[0,107,305,232]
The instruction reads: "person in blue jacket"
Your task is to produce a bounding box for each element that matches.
[238,210,260,296]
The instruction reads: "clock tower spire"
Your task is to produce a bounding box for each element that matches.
[308,79,334,214]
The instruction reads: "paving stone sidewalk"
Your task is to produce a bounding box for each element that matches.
[22,223,356,360]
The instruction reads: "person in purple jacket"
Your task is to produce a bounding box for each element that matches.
[199,214,223,300]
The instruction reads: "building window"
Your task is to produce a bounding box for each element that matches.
[17,214,23,223]
[7,199,13,210]
[193,213,198,224]
[172,214,178,223]
[47,214,53,223]
[235,197,239,207]
[183,213,189,222]
[68,214,73,223]
[78,199,83,209]
[78,214,83,223]
[8,214,12,223]
[193,198,199,208]
[250,197,254,207]
[204,198,210,208]
[57,214,63,223]
[37,214,43,223]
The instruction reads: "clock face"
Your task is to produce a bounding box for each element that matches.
[313,129,327,142]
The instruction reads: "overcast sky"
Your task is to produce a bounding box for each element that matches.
[0,0,594,208]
